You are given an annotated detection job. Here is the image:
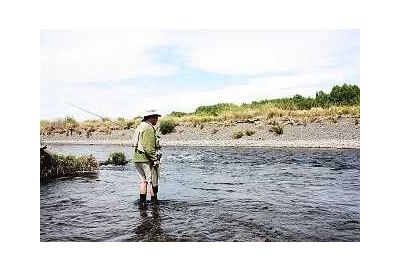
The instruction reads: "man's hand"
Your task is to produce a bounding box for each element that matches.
[153,160,160,167]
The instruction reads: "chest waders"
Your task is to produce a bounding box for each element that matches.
[133,121,161,205]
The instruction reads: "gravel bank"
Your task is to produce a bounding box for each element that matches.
[41,117,360,149]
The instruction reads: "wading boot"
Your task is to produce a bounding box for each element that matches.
[151,186,159,205]
[151,195,158,205]
[139,194,147,209]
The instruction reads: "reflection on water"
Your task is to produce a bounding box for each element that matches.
[41,145,360,241]
[132,205,165,242]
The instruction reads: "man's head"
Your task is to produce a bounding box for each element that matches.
[144,115,159,125]
[142,110,161,126]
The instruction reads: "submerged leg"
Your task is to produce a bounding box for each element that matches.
[139,181,148,204]
[151,185,159,204]
[149,182,154,197]
[150,165,159,204]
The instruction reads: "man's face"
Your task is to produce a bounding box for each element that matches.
[149,116,159,125]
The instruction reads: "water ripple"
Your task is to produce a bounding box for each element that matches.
[41,145,359,241]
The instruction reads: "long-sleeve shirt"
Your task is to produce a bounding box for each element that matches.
[132,121,158,163]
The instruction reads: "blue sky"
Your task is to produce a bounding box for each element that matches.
[41,30,359,120]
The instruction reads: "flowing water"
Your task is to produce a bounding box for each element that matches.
[40,144,360,242]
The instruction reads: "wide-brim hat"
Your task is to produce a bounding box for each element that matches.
[142,110,162,119]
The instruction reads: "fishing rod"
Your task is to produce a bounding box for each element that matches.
[64,102,126,128]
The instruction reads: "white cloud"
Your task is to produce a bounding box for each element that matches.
[41,30,359,84]
[249,67,359,94]
[177,30,359,75]
[41,30,178,83]
[41,30,359,120]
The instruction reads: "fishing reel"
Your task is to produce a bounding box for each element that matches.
[156,150,162,160]
[156,135,162,160]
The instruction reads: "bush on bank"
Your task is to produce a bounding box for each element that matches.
[107,152,128,165]
[159,120,177,135]
[269,124,284,135]
[233,131,244,139]
[40,147,98,181]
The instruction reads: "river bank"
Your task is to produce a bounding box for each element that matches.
[41,116,359,149]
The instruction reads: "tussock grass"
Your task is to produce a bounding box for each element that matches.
[40,116,141,136]
[245,130,256,136]
[107,152,127,165]
[40,148,98,180]
[269,124,284,135]
[159,120,177,135]
[232,131,244,139]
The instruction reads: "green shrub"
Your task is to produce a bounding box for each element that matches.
[245,130,256,136]
[269,124,283,135]
[195,103,238,116]
[107,152,127,165]
[169,111,187,117]
[40,149,98,180]
[232,131,244,139]
[315,91,331,107]
[241,84,359,110]
[160,120,177,134]
[329,84,360,105]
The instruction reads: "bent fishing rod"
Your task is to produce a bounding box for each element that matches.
[64,102,126,128]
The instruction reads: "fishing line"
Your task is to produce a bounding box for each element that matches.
[63,101,126,128]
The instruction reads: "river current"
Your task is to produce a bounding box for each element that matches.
[40,144,360,241]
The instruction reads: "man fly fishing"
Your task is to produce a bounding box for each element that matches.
[64,103,162,207]
[132,110,162,207]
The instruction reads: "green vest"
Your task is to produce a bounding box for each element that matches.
[132,121,159,163]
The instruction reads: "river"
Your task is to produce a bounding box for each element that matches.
[40,144,360,241]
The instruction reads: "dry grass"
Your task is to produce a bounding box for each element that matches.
[40,117,141,136]
[165,105,359,125]
[40,105,360,135]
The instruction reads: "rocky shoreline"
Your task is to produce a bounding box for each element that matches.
[41,117,360,149]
